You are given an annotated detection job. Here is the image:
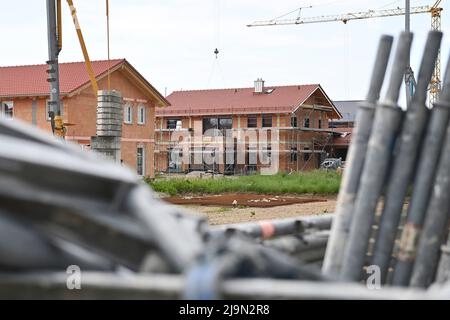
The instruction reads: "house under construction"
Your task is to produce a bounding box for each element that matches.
[155,79,342,174]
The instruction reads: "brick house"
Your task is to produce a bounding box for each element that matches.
[0,59,169,178]
[155,79,342,174]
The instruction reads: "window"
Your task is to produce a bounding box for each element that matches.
[46,100,64,121]
[203,117,218,134]
[168,147,183,172]
[137,105,146,125]
[291,115,297,127]
[304,147,310,162]
[219,118,232,131]
[247,115,257,128]
[247,146,257,169]
[124,103,133,124]
[137,147,145,176]
[167,118,182,130]
[262,146,272,164]
[262,114,272,128]
[318,119,322,129]
[303,117,310,128]
[202,117,232,134]
[0,101,14,119]
[290,146,297,162]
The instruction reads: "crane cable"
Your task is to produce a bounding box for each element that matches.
[207,0,226,88]
[106,0,111,91]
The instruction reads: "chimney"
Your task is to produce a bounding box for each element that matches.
[254,78,265,93]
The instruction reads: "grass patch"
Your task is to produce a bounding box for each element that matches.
[147,170,341,196]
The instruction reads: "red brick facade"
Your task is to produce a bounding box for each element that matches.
[0,60,169,178]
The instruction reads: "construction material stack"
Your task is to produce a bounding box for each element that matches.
[325,30,450,289]
[91,90,123,163]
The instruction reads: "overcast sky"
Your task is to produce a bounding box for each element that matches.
[2,0,450,103]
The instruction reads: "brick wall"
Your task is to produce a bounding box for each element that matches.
[7,68,158,178]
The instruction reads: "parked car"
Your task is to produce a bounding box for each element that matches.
[320,158,343,170]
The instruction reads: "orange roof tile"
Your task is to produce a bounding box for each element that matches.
[0,59,124,98]
[158,84,338,116]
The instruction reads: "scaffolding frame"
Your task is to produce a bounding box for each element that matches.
[154,106,342,175]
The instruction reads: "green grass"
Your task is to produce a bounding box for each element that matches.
[147,171,341,196]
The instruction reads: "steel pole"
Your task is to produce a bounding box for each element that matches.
[340,32,413,282]
[410,122,450,287]
[46,0,61,118]
[392,54,450,287]
[211,214,333,239]
[0,272,435,300]
[322,35,393,276]
[404,0,415,107]
[371,31,442,284]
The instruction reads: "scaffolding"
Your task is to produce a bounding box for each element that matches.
[154,108,343,175]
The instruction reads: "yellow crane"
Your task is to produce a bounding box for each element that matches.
[65,0,99,95]
[248,1,443,106]
[46,0,100,138]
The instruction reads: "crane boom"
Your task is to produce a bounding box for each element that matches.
[247,6,432,27]
[248,2,443,106]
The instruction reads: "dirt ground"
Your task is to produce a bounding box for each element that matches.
[160,193,337,225]
[163,193,328,208]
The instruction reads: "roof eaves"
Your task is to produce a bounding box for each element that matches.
[0,93,69,99]
[317,84,342,119]
[292,84,320,114]
[121,60,170,107]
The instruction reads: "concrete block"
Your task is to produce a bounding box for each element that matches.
[96,102,123,109]
[97,123,122,130]
[96,107,123,114]
[92,91,123,161]
[96,130,122,137]
[97,119,122,126]
[96,113,123,120]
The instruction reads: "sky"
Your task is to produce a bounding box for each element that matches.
[2,0,450,103]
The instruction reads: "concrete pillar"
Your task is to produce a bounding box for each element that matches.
[91,90,123,163]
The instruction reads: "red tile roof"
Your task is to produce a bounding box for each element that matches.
[158,84,338,117]
[0,59,125,98]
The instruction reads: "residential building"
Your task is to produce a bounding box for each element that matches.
[155,79,342,174]
[328,100,362,160]
[330,100,361,128]
[0,59,169,178]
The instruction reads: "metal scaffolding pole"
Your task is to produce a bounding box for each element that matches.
[46,0,62,120]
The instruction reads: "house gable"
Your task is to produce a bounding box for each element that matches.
[65,61,170,108]
[298,86,341,119]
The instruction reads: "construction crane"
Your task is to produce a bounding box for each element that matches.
[46,0,99,139]
[248,1,443,106]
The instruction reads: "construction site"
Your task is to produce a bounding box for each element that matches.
[3,0,450,307]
